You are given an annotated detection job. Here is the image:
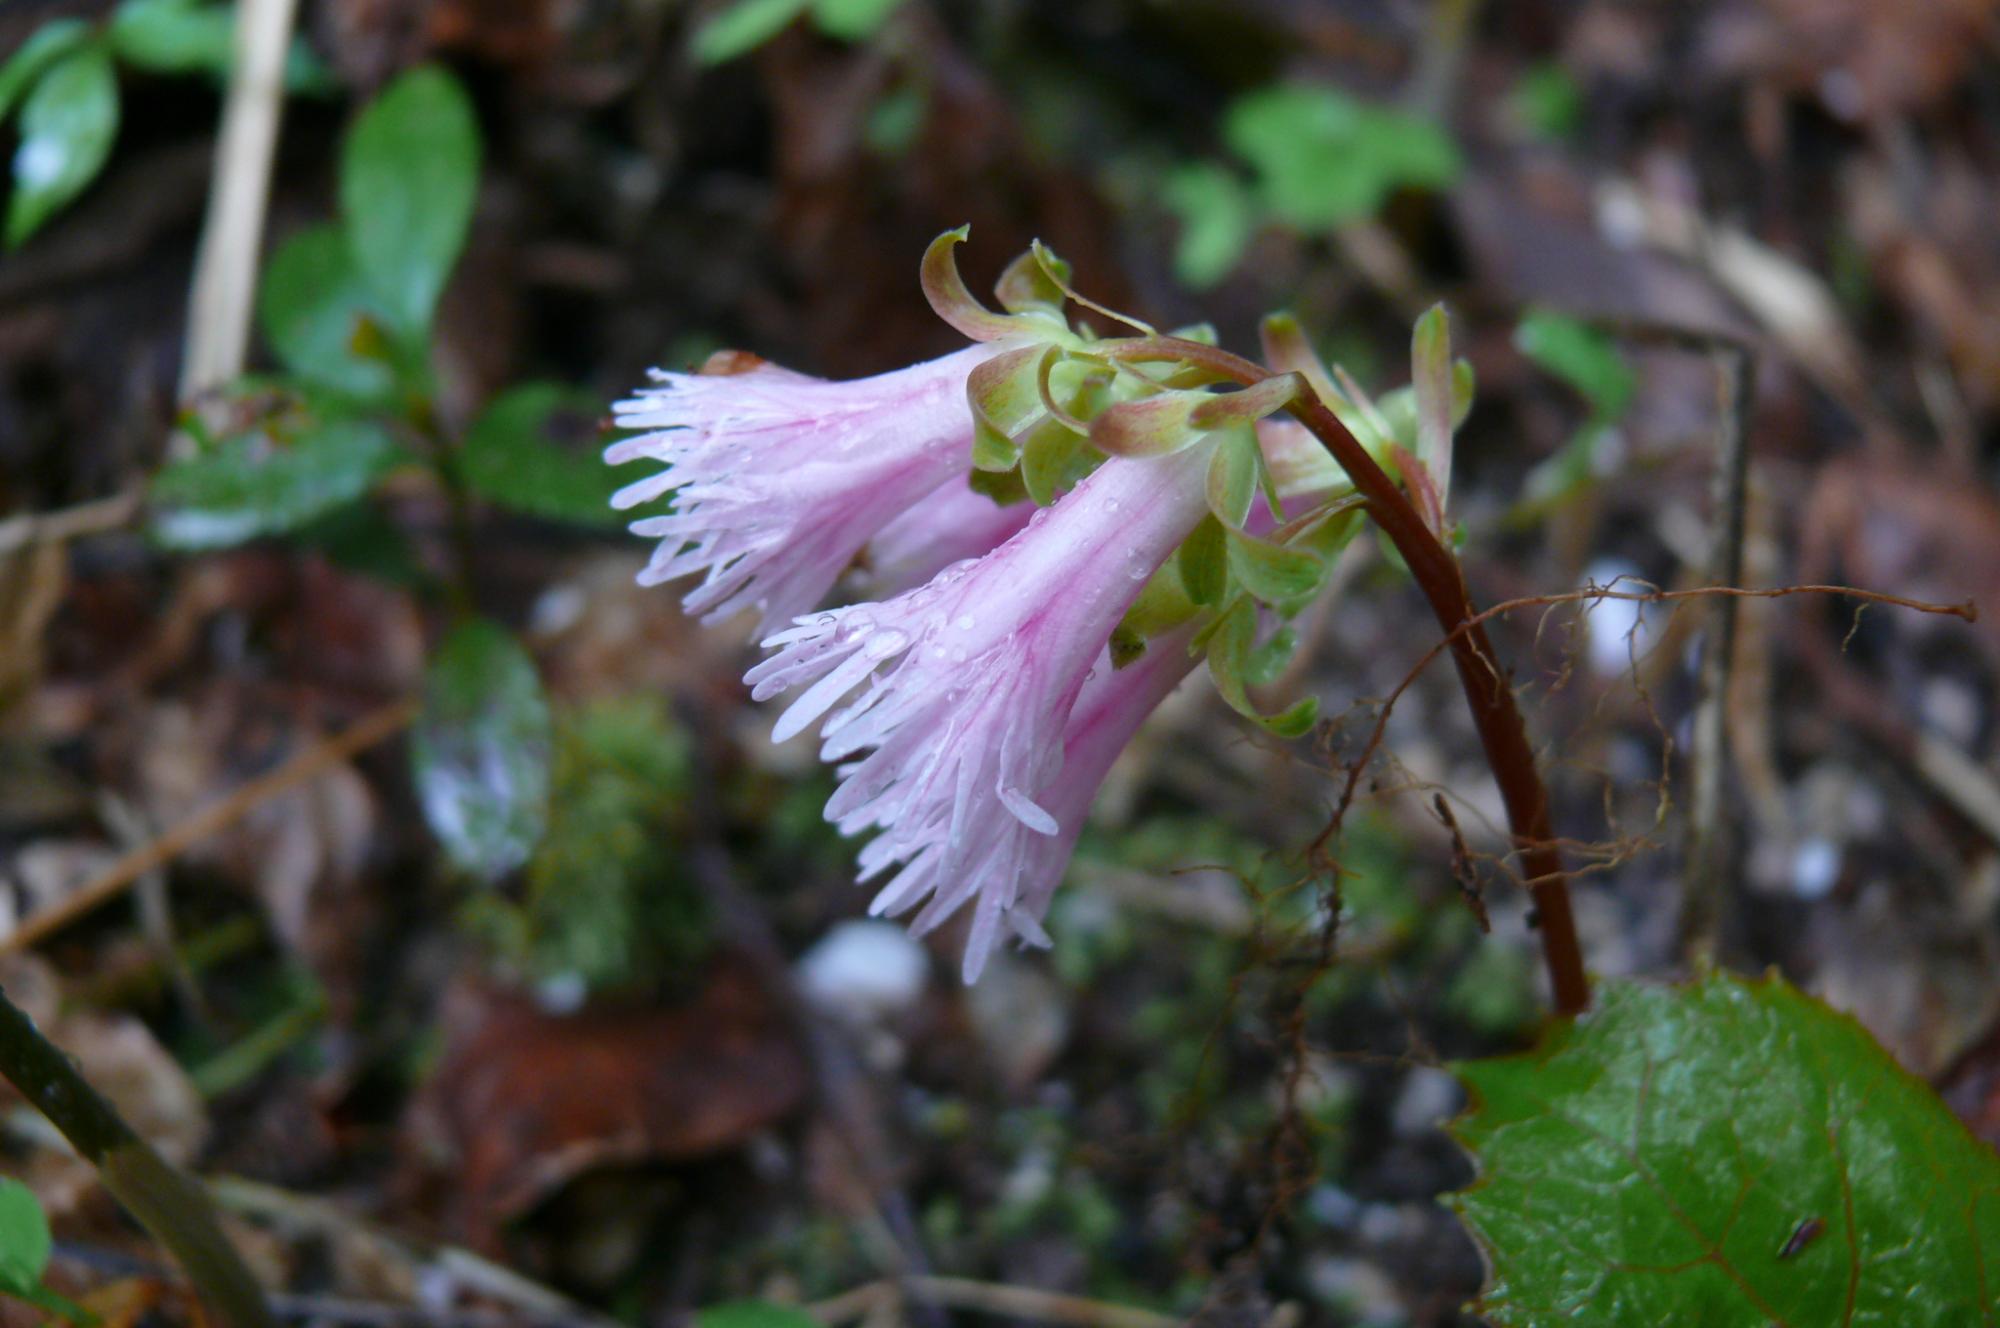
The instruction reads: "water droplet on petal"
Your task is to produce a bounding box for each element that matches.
[864,629,910,660]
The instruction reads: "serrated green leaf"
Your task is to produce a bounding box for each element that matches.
[1450,971,2000,1327]
[1162,160,1253,289]
[339,64,479,340]
[690,0,809,63]
[1224,84,1460,230]
[413,619,552,882]
[1225,527,1324,605]
[6,44,119,248]
[148,420,398,550]
[0,1177,52,1295]
[1514,308,1634,420]
[810,0,904,40]
[461,383,624,526]
[1177,512,1228,606]
[259,223,396,398]
[0,20,91,125]
[695,1304,820,1328]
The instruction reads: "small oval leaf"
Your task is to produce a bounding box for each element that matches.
[412,619,553,882]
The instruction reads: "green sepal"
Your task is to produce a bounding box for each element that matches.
[922,227,1067,343]
[1205,425,1259,528]
[1245,624,1298,687]
[967,467,1029,506]
[1206,598,1318,738]
[1186,371,1303,430]
[995,245,1068,315]
[1021,414,1095,506]
[1177,513,1229,606]
[1110,562,1201,668]
[971,417,1021,472]
[1090,390,1200,458]
[1225,527,1326,606]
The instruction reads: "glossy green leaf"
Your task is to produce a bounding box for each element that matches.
[339,64,480,339]
[1514,308,1634,420]
[689,0,808,64]
[412,619,553,882]
[810,0,905,41]
[1177,513,1228,606]
[1162,160,1253,289]
[6,45,119,248]
[259,223,396,398]
[1224,85,1460,229]
[461,383,624,527]
[0,20,92,125]
[1226,528,1325,605]
[149,420,398,550]
[106,0,330,89]
[1450,971,2000,1327]
[0,1177,51,1296]
[694,1305,820,1328]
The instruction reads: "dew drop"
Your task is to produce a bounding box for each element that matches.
[864,629,910,660]
[955,615,976,631]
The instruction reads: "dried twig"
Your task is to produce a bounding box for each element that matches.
[1681,341,1755,964]
[808,1276,1182,1328]
[1,698,417,952]
[178,0,302,407]
[0,491,140,557]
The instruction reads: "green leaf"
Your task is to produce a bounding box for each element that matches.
[1162,161,1253,289]
[1450,971,2000,1327]
[6,44,119,248]
[1224,85,1460,230]
[1510,62,1583,141]
[1225,527,1325,605]
[1514,308,1634,420]
[1177,513,1228,606]
[690,0,809,64]
[148,420,399,550]
[694,1304,820,1328]
[0,20,92,125]
[0,1177,52,1296]
[108,0,230,75]
[339,64,480,340]
[461,383,625,526]
[809,0,905,41]
[412,619,553,882]
[259,223,396,398]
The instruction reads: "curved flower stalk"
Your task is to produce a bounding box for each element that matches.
[606,343,1008,634]
[747,445,1217,978]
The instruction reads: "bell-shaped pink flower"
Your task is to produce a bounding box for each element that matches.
[606,344,1005,633]
[859,478,1035,598]
[745,444,1214,978]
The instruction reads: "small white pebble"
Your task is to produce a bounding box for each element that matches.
[797,919,929,1024]
[1791,838,1842,900]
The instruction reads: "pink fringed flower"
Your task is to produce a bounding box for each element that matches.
[606,344,1006,633]
[745,445,1214,978]
[859,478,1035,597]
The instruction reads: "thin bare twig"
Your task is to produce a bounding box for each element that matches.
[0,698,417,952]
[0,491,140,557]
[178,0,301,407]
[1681,343,1754,966]
[808,1275,1182,1328]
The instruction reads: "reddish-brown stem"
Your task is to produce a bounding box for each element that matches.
[1105,336,1591,1015]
